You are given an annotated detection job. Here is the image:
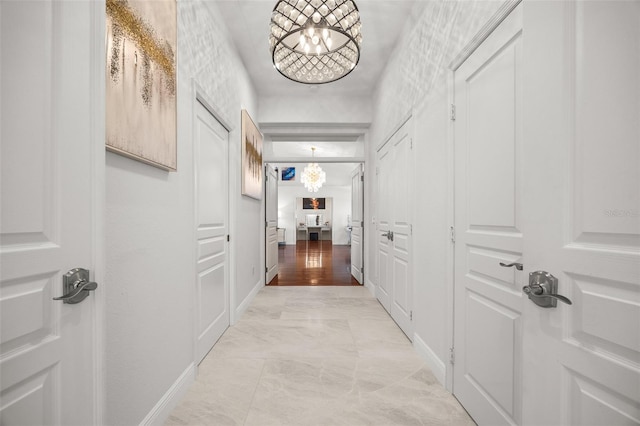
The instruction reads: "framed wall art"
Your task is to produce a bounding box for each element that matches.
[281,167,295,181]
[105,0,177,171]
[241,109,263,199]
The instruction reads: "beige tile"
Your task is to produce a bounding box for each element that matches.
[164,358,264,426]
[209,319,358,359]
[166,286,474,426]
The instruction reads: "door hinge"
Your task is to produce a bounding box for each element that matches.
[410,138,413,149]
[376,167,379,176]
[265,267,268,273]
[410,310,413,321]
[450,226,455,243]
[361,174,364,182]
[360,267,364,274]
[227,235,230,242]
[410,224,413,235]
[450,104,456,121]
[450,347,455,365]
[361,221,364,227]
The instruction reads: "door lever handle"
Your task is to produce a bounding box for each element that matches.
[524,271,572,308]
[500,262,523,271]
[381,231,394,241]
[53,279,97,302]
[523,285,572,305]
[53,268,98,304]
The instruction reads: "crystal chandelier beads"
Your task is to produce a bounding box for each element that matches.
[300,147,326,192]
[269,0,362,84]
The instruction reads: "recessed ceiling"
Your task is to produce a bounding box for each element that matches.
[216,0,421,97]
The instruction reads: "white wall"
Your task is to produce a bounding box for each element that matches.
[278,185,352,245]
[259,94,371,124]
[366,0,502,383]
[105,1,259,424]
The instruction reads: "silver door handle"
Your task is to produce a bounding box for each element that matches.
[381,231,394,241]
[500,262,523,271]
[523,285,572,305]
[523,271,572,308]
[53,268,98,304]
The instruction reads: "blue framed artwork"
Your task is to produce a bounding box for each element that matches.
[281,167,295,181]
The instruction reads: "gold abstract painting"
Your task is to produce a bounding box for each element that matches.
[241,110,263,200]
[106,0,177,171]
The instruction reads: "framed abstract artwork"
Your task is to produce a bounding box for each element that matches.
[281,167,295,181]
[105,0,177,171]
[241,110,263,199]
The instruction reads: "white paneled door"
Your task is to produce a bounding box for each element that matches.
[454,1,640,425]
[521,1,640,424]
[350,164,364,284]
[194,100,229,364]
[453,6,524,424]
[265,164,278,284]
[1,1,101,424]
[376,121,413,339]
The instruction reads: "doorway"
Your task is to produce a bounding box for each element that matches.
[265,162,364,286]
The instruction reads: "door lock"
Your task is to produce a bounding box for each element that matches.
[523,271,572,308]
[53,268,98,304]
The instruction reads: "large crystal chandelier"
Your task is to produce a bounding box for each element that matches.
[301,147,326,192]
[269,0,362,84]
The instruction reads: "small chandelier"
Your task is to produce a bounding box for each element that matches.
[301,147,326,192]
[269,0,362,84]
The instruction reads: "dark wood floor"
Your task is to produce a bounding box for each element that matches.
[268,241,360,286]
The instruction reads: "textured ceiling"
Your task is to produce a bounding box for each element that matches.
[215,0,420,97]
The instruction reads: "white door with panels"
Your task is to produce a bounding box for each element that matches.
[521,1,640,424]
[452,5,525,425]
[376,121,413,339]
[265,164,278,284]
[350,164,364,284]
[194,100,229,364]
[1,1,101,424]
[453,2,640,425]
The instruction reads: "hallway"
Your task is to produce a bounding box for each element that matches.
[166,286,473,425]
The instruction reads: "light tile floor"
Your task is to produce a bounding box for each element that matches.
[165,286,474,426]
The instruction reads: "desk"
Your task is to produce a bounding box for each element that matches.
[296,226,332,241]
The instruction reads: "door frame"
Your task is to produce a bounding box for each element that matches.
[261,158,367,285]
[191,83,233,365]
[92,1,107,423]
[446,0,523,393]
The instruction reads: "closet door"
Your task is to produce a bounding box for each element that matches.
[376,120,414,339]
[194,100,229,364]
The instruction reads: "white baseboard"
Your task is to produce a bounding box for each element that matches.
[140,363,195,426]
[413,333,446,387]
[364,278,376,296]
[235,279,262,321]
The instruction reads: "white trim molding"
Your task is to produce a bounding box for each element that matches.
[139,363,195,426]
[234,278,262,324]
[413,334,446,387]
[449,0,522,71]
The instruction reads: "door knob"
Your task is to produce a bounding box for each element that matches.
[53,268,98,304]
[499,262,523,271]
[523,271,572,308]
[381,231,394,241]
